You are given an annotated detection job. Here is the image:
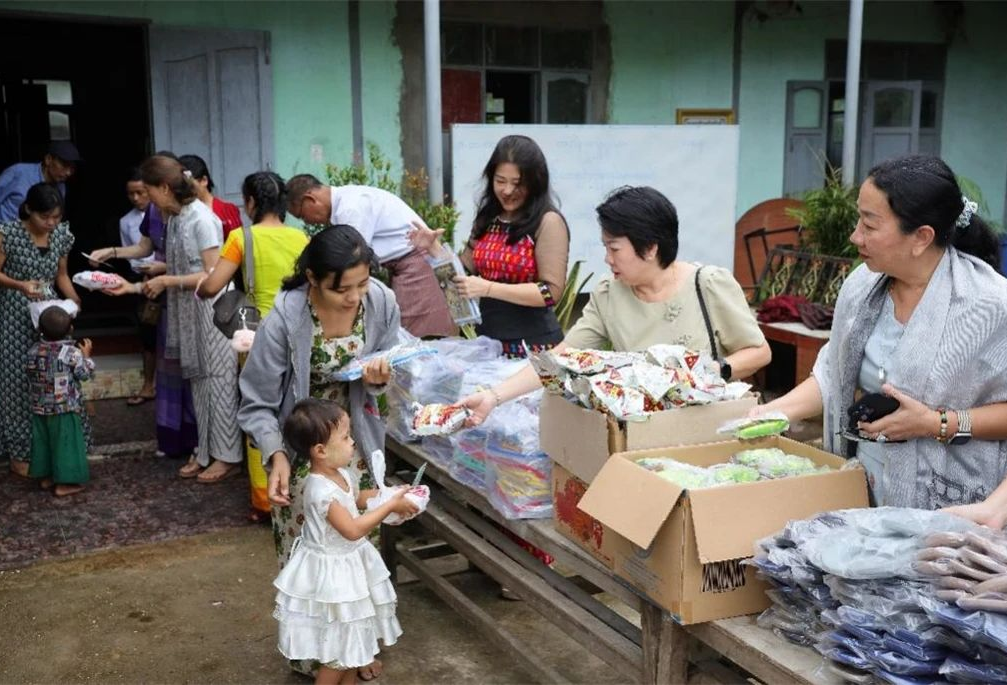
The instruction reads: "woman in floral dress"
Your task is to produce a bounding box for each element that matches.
[238,225,400,679]
[0,183,80,476]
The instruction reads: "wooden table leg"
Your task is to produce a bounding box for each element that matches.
[641,603,689,684]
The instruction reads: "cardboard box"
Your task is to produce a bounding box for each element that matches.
[578,436,869,624]
[540,392,758,484]
[552,463,620,569]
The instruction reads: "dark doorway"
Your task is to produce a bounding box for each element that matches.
[485,71,536,124]
[0,14,151,336]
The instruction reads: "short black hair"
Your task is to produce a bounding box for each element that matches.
[286,174,324,206]
[282,398,348,459]
[39,306,73,341]
[595,186,679,268]
[127,167,143,183]
[19,182,64,221]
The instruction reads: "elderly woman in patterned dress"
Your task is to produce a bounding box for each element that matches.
[0,183,81,476]
[238,225,399,681]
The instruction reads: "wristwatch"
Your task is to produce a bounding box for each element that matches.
[949,409,972,445]
[718,357,733,381]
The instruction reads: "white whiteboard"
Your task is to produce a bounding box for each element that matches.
[450,124,739,289]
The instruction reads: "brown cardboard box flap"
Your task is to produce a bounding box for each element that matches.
[623,395,758,452]
[540,394,613,481]
[578,456,684,550]
[687,470,870,563]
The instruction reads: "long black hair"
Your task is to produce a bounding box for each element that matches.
[178,154,215,192]
[282,225,376,291]
[868,155,1000,272]
[470,135,558,245]
[242,171,287,223]
[19,182,64,221]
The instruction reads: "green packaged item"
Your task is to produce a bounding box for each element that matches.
[732,448,827,479]
[709,463,761,484]
[735,418,790,440]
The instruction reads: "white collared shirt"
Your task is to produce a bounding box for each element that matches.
[329,185,416,263]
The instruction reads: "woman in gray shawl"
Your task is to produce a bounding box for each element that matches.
[758,155,1007,510]
[237,225,398,681]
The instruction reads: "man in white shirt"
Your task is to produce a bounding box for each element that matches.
[119,169,157,406]
[286,175,453,337]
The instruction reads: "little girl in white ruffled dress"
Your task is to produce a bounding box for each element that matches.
[273,398,418,685]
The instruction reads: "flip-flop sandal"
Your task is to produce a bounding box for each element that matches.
[197,463,241,484]
[126,394,156,406]
[178,457,203,479]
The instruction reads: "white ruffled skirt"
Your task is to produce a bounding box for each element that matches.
[273,538,402,667]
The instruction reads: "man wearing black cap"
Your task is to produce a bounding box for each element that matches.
[0,140,81,221]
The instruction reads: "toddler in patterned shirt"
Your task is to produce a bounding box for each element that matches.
[27,305,94,497]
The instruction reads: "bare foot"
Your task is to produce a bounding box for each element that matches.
[358,659,382,681]
[54,484,85,497]
[10,461,29,478]
[40,478,54,490]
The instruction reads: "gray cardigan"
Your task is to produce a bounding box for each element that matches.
[237,279,401,471]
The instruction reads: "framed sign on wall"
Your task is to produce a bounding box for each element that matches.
[676,108,735,125]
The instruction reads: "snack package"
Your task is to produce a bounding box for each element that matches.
[72,270,125,291]
[732,447,827,479]
[364,449,430,525]
[427,250,481,326]
[411,402,471,436]
[588,376,647,421]
[709,463,761,484]
[718,412,790,440]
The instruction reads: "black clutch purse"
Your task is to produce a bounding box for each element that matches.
[840,393,905,444]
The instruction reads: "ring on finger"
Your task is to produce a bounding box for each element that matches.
[876,432,887,443]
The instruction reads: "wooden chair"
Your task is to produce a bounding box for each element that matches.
[733,198,804,302]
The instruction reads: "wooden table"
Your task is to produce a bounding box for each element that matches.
[758,321,830,384]
[383,437,837,684]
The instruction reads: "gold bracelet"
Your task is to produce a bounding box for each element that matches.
[488,387,502,406]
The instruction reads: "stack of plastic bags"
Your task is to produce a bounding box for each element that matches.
[754,507,1007,683]
[386,335,552,520]
[748,507,1007,684]
[528,344,751,421]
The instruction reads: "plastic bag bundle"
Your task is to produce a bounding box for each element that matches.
[916,527,1007,614]
[420,435,455,472]
[386,335,502,442]
[940,653,1007,683]
[479,393,552,519]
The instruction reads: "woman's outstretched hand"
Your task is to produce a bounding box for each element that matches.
[267,450,292,507]
[460,390,497,427]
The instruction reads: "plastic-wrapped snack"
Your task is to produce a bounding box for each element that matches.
[651,462,715,489]
[913,558,957,576]
[718,412,790,440]
[628,362,676,402]
[862,648,944,676]
[958,592,1007,613]
[552,348,608,375]
[588,376,647,421]
[948,558,996,581]
[937,575,977,591]
[71,270,125,291]
[411,402,470,436]
[709,463,761,484]
[528,348,567,395]
[924,531,969,548]
[646,344,703,371]
[732,448,826,479]
[881,634,948,663]
[970,573,1007,595]
[960,547,1007,575]
[364,449,430,525]
[917,546,961,562]
[814,644,873,672]
[965,531,1007,565]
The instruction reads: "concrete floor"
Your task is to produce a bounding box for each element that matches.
[0,526,629,685]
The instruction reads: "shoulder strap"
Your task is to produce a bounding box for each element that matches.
[694,266,719,357]
[242,223,255,303]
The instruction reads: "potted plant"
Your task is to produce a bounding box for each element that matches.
[786,167,858,259]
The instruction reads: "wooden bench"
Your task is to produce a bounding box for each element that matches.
[383,437,840,684]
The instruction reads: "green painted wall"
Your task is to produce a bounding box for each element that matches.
[606,0,1007,224]
[0,0,404,183]
[605,1,734,124]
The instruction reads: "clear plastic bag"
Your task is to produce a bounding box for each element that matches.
[940,653,1007,683]
[481,394,552,519]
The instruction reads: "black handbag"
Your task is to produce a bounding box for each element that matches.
[212,224,261,338]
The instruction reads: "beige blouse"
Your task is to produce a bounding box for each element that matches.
[563,265,765,355]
